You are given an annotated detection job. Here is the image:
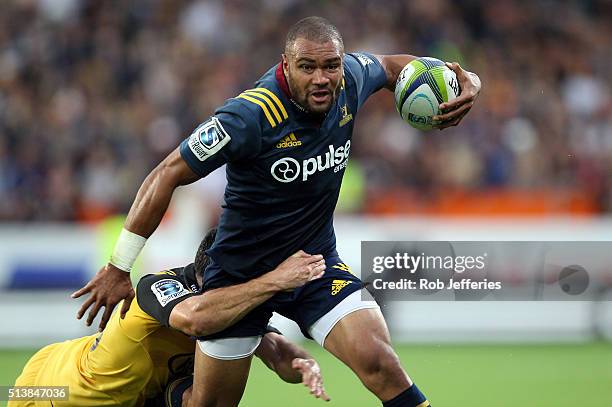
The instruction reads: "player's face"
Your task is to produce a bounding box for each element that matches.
[283,38,343,114]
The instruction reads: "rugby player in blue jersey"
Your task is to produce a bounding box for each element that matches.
[75,17,481,407]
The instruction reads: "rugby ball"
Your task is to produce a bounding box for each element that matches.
[394,57,460,130]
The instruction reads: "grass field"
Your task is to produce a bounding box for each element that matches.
[1,342,611,406]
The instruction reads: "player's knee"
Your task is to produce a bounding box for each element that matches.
[358,342,408,391]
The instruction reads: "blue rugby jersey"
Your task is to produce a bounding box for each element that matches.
[179,52,387,280]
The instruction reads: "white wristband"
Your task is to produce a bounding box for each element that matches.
[109,228,147,273]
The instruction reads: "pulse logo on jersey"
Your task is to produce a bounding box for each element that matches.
[271,140,351,183]
[187,117,231,162]
[151,279,191,307]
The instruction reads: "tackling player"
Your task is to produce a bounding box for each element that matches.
[10,229,329,406]
[75,16,481,407]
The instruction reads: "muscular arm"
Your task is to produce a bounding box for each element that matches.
[169,252,326,337]
[72,148,201,330]
[125,147,200,237]
[169,275,282,337]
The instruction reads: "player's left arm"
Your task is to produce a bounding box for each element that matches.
[255,331,330,401]
[375,54,482,129]
[374,54,418,91]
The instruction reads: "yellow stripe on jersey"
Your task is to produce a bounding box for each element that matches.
[237,93,277,127]
[243,90,283,124]
[156,270,177,276]
[249,88,288,120]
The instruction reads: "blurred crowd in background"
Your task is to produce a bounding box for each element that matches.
[0,0,610,221]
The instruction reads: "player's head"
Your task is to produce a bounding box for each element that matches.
[282,16,344,115]
[194,228,217,289]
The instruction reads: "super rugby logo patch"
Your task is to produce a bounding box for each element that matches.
[151,279,190,307]
[187,117,231,161]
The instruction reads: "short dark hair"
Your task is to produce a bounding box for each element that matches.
[194,228,217,280]
[285,16,344,55]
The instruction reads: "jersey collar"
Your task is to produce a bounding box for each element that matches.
[275,62,292,100]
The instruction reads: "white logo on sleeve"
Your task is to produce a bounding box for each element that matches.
[151,279,191,307]
[354,53,374,67]
[187,116,231,161]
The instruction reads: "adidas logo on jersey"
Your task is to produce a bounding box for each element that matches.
[331,279,351,296]
[276,133,302,149]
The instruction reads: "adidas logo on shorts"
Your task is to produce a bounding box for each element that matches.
[331,279,351,296]
[276,133,302,148]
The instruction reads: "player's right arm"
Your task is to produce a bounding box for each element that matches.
[126,148,201,239]
[168,251,325,336]
[72,148,199,330]
[73,101,263,331]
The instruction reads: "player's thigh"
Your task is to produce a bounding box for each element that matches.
[189,340,255,407]
[323,306,391,358]
[193,297,273,406]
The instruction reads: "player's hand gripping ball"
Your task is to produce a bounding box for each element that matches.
[395,57,460,130]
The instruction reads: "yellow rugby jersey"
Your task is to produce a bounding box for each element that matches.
[10,266,198,407]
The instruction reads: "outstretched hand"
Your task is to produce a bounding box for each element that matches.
[71,263,135,331]
[433,62,481,129]
[292,358,330,401]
